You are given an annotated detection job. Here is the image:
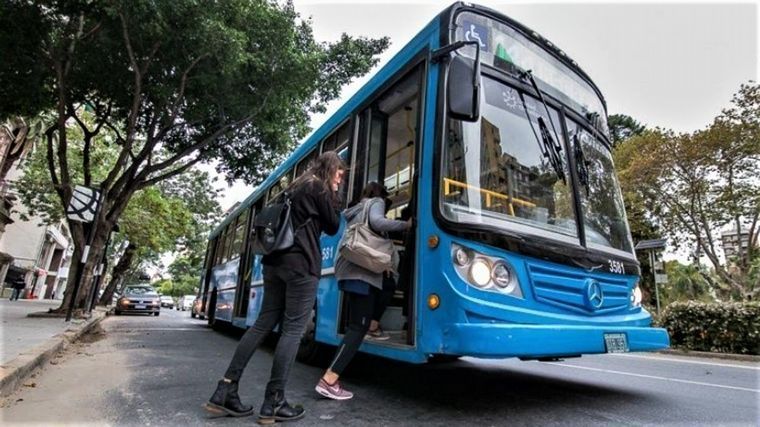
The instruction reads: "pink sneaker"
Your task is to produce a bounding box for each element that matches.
[315,378,354,400]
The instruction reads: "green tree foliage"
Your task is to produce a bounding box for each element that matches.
[660,261,713,306]
[166,256,201,297]
[1,0,388,312]
[0,2,52,119]
[608,114,646,147]
[15,121,221,305]
[617,83,760,300]
[610,113,660,303]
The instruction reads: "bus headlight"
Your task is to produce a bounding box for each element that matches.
[452,243,523,298]
[454,247,470,266]
[491,263,512,288]
[631,283,642,307]
[470,259,491,287]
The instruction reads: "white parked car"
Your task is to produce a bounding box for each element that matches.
[160,295,174,308]
[178,295,195,311]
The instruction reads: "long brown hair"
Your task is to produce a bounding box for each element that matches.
[291,151,347,205]
[348,181,388,208]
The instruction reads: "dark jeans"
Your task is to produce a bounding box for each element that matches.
[10,288,21,301]
[328,284,379,375]
[372,275,395,322]
[223,264,318,394]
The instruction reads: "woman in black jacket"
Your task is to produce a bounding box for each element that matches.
[205,152,345,424]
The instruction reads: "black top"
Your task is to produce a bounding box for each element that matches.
[262,178,341,277]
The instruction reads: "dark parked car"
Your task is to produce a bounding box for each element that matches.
[115,285,161,316]
[191,297,205,320]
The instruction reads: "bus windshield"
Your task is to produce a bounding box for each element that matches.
[567,119,634,255]
[442,76,578,244]
[441,76,634,255]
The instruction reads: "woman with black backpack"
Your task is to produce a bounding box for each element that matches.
[205,151,345,424]
[314,182,411,400]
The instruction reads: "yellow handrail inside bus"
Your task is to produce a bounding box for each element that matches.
[443,177,536,216]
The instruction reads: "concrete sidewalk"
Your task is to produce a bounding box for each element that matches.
[0,299,107,397]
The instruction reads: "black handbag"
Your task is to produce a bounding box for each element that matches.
[251,193,297,255]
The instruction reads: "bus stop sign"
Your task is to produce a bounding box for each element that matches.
[66,185,100,223]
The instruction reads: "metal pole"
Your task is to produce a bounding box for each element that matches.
[649,249,661,315]
[65,190,103,322]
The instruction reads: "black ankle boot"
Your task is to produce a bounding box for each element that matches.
[258,389,305,424]
[204,379,254,417]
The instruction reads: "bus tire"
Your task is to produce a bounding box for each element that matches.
[207,289,217,327]
[296,307,330,366]
[428,354,461,364]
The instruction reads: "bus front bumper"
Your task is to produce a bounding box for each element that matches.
[440,323,670,359]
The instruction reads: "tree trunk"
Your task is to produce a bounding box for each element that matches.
[54,220,108,314]
[98,242,137,305]
[75,229,109,308]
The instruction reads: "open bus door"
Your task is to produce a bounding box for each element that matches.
[339,64,424,347]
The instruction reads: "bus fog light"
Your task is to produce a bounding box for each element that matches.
[454,247,470,266]
[491,263,511,288]
[470,259,491,287]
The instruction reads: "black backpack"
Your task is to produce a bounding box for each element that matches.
[251,192,296,255]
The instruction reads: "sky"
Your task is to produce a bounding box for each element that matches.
[211,0,758,213]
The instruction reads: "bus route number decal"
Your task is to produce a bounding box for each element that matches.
[322,246,334,262]
[608,260,624,274]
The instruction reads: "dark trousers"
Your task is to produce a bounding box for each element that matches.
[372,275,395,322]
[328,285,379,375]
[10,288,21,301]
[223,264,318,394]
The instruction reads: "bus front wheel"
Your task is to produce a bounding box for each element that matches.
[428,354,461,364]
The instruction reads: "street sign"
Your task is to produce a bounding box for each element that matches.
[66,186,100,223]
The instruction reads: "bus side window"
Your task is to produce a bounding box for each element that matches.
[295,149,317,178]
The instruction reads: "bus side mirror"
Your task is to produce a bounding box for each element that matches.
[448,55,480,122]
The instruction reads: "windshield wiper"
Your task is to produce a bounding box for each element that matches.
[518,69,566,184]
[573,134,590,194]
[518,92,566,183]
[538,117,566,183]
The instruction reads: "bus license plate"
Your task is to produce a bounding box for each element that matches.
[604,333,628,353]
[135,304,146,309]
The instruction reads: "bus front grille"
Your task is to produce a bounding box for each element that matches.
[526,262,630,315]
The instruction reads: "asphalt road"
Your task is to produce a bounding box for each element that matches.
[2,307,758,426]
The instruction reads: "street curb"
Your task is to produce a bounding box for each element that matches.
[0,308,109,398]
[657,348,760,363]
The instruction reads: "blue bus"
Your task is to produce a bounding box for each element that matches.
[200,2,669,364]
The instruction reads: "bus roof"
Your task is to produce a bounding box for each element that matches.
[209,2,605,240]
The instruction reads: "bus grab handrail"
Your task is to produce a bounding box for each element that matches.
[443,177,536,216]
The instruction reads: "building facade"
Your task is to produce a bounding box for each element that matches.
[721,226,755,261]
[0,164,73,300]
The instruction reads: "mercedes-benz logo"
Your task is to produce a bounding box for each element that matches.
[585,279,604,309]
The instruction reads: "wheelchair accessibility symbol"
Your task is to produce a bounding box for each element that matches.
[463,21,489,52]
